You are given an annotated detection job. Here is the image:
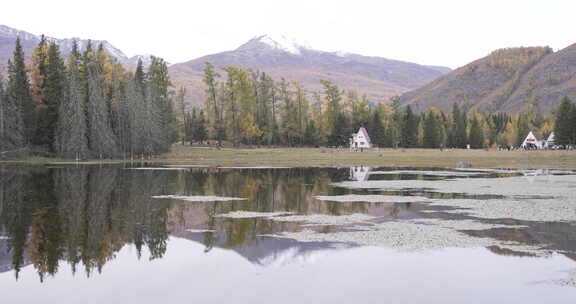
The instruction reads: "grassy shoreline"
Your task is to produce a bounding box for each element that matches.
[2,146,576,170]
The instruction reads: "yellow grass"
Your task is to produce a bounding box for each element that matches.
[4,146,576,170]
[159,146,576,169]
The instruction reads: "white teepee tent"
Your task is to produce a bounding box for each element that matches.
[544,132,555,148]
[521,131,542,149]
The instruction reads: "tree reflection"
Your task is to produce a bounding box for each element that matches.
[0,166,175,281]
[0,166,420,280]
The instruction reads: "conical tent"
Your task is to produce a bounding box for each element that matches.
[547,132,555,143]
[521,131,541,149]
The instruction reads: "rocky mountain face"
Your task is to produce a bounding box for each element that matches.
[399,44,576,113]
[168,34,451,106]
[0,24,148,67]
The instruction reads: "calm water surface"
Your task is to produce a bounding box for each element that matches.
[0,165,574,303]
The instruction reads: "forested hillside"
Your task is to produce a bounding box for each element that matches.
[180,62,576,149]
[400,44,576,113]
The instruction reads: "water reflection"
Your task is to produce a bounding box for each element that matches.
[0,165,575,284]
[349,166,371,181]
[0,166,175,280]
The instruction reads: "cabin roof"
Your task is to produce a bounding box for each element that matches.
[357,127,371,144]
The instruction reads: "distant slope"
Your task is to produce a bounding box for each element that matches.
[169,34,451,106]
[399,44,576,113]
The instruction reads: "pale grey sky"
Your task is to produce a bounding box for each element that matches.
[2,0,574,68]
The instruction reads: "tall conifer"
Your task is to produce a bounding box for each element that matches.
[469,115,485,149]
[35,42,66,148]
[55,40,88,157]
[368,110,385,147]
[0,75,25,152]
[7,37,35,144]
[402,106,419,147]
[554,97,574,146]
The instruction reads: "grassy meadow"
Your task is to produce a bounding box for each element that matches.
[4,146,576,170]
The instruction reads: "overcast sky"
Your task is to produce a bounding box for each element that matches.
[2,0,574,68]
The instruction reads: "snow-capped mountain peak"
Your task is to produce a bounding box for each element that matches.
[237,33,312,55]
[257,34,311,55]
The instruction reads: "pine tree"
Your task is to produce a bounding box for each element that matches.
[86,60,118,157]
[252,71,275,145]
[195,110,207,143]
[176,87,187,144]
[347,90,370,131]
[0,78,4,152]
[384,98,402,148]
[221,66,243,146]
[7,37,35,144]
[516,112,530,147]
[303,120,318,146]
[55,41,88,157]
[294,82,309,146]
[423,109,442,148]
[279,79,298,145]
[148,56,177,152]
[134,58,146,89]
[452,103,468,148]
[35,42,66,148]
[147,56,178,153]
[554,97,574,146]
[203,62,223,146]
[186,108,196,144]
[571,103,576,145]
[368,110,385,147]
[329,113,351,147]
[80,40,93,105]
[401,106,419,148]
[30,35,47,108]
[0,75,26,152]
[126,73,146,156]
[321,79,342,141]
[469,115,485,149]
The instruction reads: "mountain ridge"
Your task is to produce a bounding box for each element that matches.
[399,44,576,113]
[0,24,151,67]
[168,34,451,106]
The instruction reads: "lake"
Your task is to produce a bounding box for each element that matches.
[0,165,575,303]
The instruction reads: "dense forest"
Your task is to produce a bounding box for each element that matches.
[0,37,177,159]
[186,63,576,149]
[2,37,576,159]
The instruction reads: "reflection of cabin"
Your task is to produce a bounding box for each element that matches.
[520,131,555,150]
[350,127,372,150]
[349,166,372,181]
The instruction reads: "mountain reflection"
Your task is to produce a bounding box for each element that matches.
[1,165,575,282]
[0,166,393,281]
